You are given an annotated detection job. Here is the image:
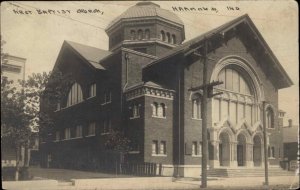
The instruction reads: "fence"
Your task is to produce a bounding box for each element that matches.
[119,162,162,176]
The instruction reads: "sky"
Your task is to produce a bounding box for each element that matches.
[1,1,298,125]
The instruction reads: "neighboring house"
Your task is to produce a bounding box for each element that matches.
[40,2,293,177]
[282,119,299,170]
[1,55,26,168]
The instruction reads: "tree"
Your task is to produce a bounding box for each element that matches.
[1,37,72,179]
[104,129,131,152]
[1,68,73,180]
[1,76,32,180]
[1,37,32,180]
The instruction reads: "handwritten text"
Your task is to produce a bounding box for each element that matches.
[12,9,104,15]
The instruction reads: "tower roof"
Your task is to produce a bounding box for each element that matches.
[106,2,184,30]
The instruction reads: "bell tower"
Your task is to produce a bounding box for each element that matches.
[105,2,185,56]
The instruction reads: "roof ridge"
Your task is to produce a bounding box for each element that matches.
[64,40,111,70]
[65,40,109,51]
[143,14,251,68]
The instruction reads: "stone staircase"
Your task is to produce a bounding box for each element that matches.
[207,167,294,177]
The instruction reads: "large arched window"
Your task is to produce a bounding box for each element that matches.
[67,83,83,107]
[266,107,274,128]
[192,93,201,119]
[213,67,255,125]
[218,68,251,95]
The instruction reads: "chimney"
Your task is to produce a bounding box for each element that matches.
[288,119,293,127]
[278,110,286,127]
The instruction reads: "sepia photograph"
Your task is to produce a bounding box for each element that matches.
[1,1,299,189]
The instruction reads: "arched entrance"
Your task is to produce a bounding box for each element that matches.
[219,132,231,166]
[253,135,262,166]
[237,134,247,166]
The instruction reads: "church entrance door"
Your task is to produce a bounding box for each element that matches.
[237,134,246,167]
[237,145,244,166]
[253,135,262,166]
[219,132,230,166]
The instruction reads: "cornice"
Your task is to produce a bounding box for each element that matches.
[125,84,175,101]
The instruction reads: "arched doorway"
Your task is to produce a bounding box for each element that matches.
[219,132,231,166]
[237,134,247,166]
[253,135,262,166]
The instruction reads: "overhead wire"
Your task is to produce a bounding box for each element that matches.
[6,1,296,56]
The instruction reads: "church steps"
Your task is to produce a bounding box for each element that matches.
[207,168,294,177]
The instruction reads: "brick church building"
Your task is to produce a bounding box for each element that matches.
[40,2,293,177]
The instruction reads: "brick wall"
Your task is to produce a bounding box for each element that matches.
[108,19,184,56]
[181,34,281,165]
[126,97,145,163]
[144,96,173,164]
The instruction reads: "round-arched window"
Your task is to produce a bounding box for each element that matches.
[67,83,83,107]
[160,31,165,41]
[191,93,201,119]
[213,67,256,125]
[171,34,176,44]
[166,32,171,43]
[130,30,136,40]
[145,29,150,40]
[137,29,143,40]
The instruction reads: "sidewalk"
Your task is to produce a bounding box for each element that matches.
[177,175,299,189]
[3,175,299,190]
[2,167,299,190]
[28,166,131,181]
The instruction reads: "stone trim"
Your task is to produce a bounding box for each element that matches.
[125,85,175,101]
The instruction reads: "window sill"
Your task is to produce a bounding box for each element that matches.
[128,151,140,154]
[192,155,202,157]
[87,96,96,100]
[72,137,83,139]
[152,116,166,119]
[191,117,202,121]
[268,157,276,160]
[130,116,140,120]
[86,134,96,137]
[61,137,82,141]
[152,154,167,157]
[61,101,84,110]
[101,132,111,136]
[53,140,60,142]
[101,101,111,106]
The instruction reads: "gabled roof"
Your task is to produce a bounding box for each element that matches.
[144,14,293,89]
[65,41,112,70]
[145,14,249,68]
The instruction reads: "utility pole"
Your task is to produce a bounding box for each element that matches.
[262,101,269,186]
[188,37,223,188]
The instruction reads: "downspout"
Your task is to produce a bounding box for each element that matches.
[123,53,129,91]
[177,60,182,178]
[121,53,129,133]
